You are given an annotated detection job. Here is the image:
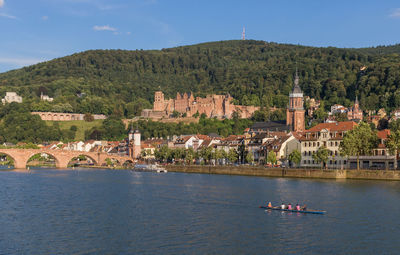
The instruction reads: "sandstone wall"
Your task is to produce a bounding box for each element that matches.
[165,165,400,181]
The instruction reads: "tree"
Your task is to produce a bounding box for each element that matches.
[141,149,147,158]
[228,148,238,164]
[377,118,389,130]
[245,151,254,164]
[185,148,195,164]
[172,148,185,163]
[340,122,378,170]
[252,108,270,122]
[334,112,348,122]
[267,151,277,165]
[312,146,330,169]
[288,149,301,167]
[386,130,400,169]
[84,113,94,122]
[199,146,213,164]
[154,145,170,163]
[101,117,126,141]
[171,111,180,118]
[314,102,328,123]
[389,119,400,132]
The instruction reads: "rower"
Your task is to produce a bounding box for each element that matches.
[301,204,307,211]
[280,203,285,209]
[296,204,300,211]
[288,203,292,210]
[267,202,272,208]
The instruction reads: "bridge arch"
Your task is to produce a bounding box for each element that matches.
[26,152,58,168]
[66,154,98,168]
[122,159,134,168]
[0,152,16,168]
[26,151,61,168]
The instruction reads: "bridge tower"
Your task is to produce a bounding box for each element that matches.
[132,128,141,159]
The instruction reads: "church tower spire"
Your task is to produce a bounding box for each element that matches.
[286,70,305,132]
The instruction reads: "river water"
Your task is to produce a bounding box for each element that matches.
[0,168,399,254]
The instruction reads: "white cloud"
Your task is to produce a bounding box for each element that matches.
[0,0,4,8]
[93,25,117,32]
[42,16,49,20]
[0,13,16,19]
[389,8,400,18]
[0,57,44,66]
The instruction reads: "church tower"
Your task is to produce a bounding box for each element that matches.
[286,70,305,132]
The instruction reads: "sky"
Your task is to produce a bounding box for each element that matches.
[0,0,400,72]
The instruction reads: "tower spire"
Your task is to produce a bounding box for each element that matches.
[242,26,245,40]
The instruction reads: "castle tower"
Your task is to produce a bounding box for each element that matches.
[286,70,305,132]
[153,91,165,111]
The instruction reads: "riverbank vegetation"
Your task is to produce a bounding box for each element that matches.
[134,114,252,139]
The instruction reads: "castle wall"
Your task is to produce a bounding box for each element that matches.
[147,91,259,119]
[31,112,107,121]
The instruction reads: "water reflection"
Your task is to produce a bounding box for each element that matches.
[0,169,400,254]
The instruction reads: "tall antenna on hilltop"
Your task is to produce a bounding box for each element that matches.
[242,26,245,40]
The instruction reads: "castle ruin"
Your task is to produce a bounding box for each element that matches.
[141,91,259,119]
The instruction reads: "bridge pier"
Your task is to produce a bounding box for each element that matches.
[14,161,27,169]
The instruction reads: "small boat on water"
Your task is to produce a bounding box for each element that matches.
[259,206,326,214]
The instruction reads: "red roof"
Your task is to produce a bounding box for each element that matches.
[377,129,390,140]
[307,121,357,132]
[196,134,210,140]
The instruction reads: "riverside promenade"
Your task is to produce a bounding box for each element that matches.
[166,165,400,181]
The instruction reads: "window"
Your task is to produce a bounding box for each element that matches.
[303,160,307,164]
[335,141,338,146]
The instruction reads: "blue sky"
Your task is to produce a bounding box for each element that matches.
[1,0,400,72]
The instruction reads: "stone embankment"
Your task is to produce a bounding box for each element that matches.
[165,165,400,181]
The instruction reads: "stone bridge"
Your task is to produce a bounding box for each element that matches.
[0,149,134,169]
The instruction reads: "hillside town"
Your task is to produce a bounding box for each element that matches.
[2,71,398,170]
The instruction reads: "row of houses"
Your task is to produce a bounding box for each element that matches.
[139,120,396,169]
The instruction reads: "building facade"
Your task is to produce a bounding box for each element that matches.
[286,71,305,132]
[347,97,363,121]
[299,121,357,168]
[2,92,22,104]
[143,91,259,119]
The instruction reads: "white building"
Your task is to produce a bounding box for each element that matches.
[40,92,54,102]
[2,92,22,104]
[299,121,357,168]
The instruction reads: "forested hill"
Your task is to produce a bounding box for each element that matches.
[1,40,400,117]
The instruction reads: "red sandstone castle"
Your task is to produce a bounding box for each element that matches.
[142,91,259,119]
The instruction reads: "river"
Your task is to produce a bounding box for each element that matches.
[0,168,399,254]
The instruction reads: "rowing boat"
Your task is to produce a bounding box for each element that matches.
[259,206,326,214]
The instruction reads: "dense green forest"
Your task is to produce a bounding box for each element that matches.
[1,40,400,117]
